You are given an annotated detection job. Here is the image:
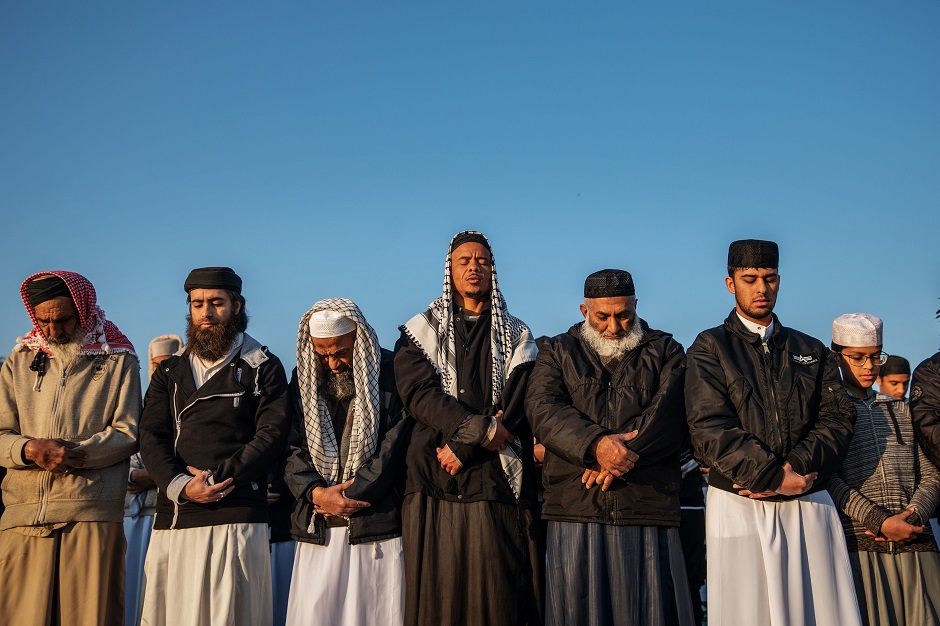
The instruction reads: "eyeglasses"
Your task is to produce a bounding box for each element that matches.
[837,352,888,367]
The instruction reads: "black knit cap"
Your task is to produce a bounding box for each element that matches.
[728,239,779,269]
[880,355,910,377]
[28,276,72,306]
[184,267,242,294]
[450,231,491,253]
[584,269,635,298]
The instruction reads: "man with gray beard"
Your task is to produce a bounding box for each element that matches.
[0,271,141,626]
[284,299,406,625]
[526,269,694,626]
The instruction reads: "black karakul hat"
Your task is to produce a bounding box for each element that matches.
[184,267,242,294]
[584,269,635,298]
[27,276,72,306]
[450,231,491,253]
[728,239,779,269]
[880,355,911,377]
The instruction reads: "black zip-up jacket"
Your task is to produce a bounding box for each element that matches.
[911,350,940,468]
[140,334,291,530]
[685,311,856,499]
[285,349,409,546]
[525,320,687,526]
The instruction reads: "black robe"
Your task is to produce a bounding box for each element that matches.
[395,308,543,626]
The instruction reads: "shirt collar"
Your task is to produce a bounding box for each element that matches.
[736,312,774,341]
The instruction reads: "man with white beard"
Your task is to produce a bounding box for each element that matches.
[0,271,141,626]
[526,269,694,626]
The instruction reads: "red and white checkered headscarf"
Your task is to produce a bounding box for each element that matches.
[17,270,136,356]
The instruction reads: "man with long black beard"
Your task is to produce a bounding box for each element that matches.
[139,267,290,626]
[0,271,141,626]
[526,269,693,626]
[396,231,543,626]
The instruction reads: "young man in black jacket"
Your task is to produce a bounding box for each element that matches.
[685,240,861,626]
[139,267,291,626]
[526,269,693,626]
[283,298,406,625]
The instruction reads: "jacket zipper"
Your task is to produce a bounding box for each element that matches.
[606,379,614,524]
[169,385,244,529]
[35,364,69,526]
[762,342,782,454]
[867,400,896,553]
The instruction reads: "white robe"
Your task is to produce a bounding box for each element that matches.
[140,522,272,626]
[706,487,863,626]
[285,527,404,626]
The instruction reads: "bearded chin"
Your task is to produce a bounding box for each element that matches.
[186,316,241,362]
[580,321,644,361]
[46,327,85,366]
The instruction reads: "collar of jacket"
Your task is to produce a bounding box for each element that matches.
[723,309,788,349]
[160,332,270,397]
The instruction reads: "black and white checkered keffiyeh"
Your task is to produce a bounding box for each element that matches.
[296,298,382,486]
[402,231,537,498]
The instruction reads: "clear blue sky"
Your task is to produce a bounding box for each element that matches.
[2,2,938,380]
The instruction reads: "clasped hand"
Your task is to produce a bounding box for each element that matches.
[24,438,86,473]
[310,478,370,517]
[734,462,817,499]
[582,430,640,491]
[183,466,234,504]
[865,509,924,543]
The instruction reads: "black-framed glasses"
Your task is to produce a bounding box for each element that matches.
[837,352,888,367]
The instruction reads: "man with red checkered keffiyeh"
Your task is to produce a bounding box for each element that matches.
[0,270,141,626]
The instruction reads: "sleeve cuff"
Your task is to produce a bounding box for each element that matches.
[166,473,193,504]
[11,437,32,467]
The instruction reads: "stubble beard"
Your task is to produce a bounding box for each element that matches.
[580,321,645,361]
[186,315,241,362]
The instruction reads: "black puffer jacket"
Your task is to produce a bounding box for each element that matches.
[685,311,855,499]
[285,349,408,546]
[911,350,940,467]
[525,320,687,526]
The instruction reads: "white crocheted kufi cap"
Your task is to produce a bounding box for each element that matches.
[832,313,883,347]
[308,310,356,338]
[150,337,181,358]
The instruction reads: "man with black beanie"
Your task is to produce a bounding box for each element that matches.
[685,240,861,626]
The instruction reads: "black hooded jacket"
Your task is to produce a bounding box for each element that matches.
[685,311,856,499]
[525,320,687,526]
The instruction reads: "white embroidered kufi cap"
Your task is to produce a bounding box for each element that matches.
[832,313,883,347]
[150,337,181,358]
[309,310,357,338]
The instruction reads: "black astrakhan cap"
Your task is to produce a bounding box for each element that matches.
[728,239,779,269]
[450,231,491,253]
[880,355,911,377]
[584,269,635,298]
[184,267,242,294]
[27,276,72,306]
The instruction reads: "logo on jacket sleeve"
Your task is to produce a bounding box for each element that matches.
[790,353,819,366]
[911,384,923,401]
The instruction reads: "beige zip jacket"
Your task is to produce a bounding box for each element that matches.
[0,347,141,530]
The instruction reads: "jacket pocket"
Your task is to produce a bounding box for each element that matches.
[55,469,105,501]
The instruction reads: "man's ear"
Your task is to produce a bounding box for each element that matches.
[234,299,243,316]
[579,303,589,319]
[724,276,736,295]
